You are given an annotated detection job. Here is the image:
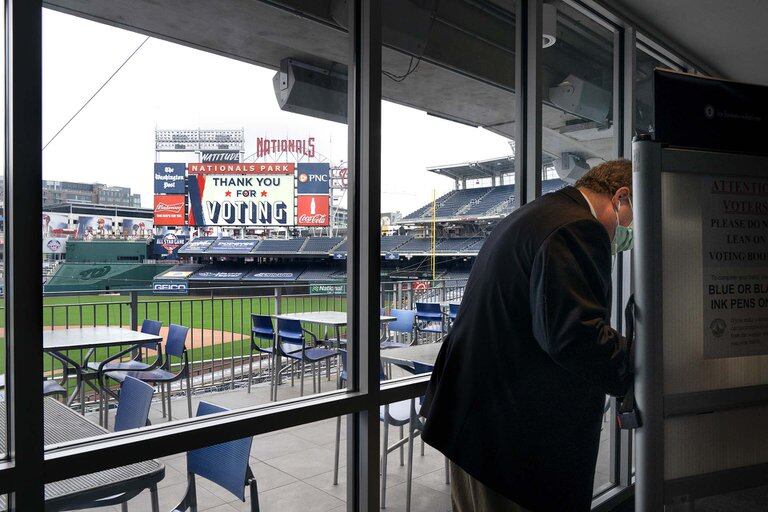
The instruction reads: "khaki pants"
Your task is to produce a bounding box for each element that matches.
[449,461,531,512]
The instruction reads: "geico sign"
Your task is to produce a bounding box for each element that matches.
[153,283,187,292]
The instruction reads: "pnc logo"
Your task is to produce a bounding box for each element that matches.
[299,173,309,183]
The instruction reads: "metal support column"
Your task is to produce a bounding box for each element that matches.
[633,140,664,511]
[614,23,637,489]
[5,0,45,508]
[514,0,542,206]
[346,0,382,510]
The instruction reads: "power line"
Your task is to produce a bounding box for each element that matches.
[43,36,151,151]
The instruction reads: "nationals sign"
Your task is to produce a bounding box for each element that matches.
[154,195,186,225]
[188,163,294,175]
[187,174,295,226]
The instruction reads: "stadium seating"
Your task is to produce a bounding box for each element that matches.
[396,238,433,253]
[301,236,343,253]
[435,238,475,252]
[403,179,566,220]
[253,238,306,253]
[380,235,412,252]
[297,267,346,281]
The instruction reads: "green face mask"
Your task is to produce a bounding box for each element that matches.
[612,198,633,255]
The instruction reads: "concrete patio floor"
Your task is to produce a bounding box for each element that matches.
[67,372,612,512]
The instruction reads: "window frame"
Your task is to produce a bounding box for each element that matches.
[0,0,716,509]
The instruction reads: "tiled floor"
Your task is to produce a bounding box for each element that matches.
[68,372,612,512]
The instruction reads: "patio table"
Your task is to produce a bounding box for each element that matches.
[0,397,164,511]
[44,327,163,414]
[270,312,396,395]
[379,341,443,370]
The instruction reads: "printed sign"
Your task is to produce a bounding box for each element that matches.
[154,163,186,194]
[310,284,345,295]
[256,137,315,159]
[43,237,67,254]
[153,233,188,259]
[244,269,302,281]
[154,195,186,226]
[701,175,768,358]
[42,213,70,235]
[122,218,153,238]
[153,280,189,295]
[208,239,257,253]
[76,216,113,237]
[297,195,330,227]
[161,269,196,279]
[190,268,247,281]
[187,174,295,227]
[188,163,294,175]
[180,238,216,253]
[201,151,241,163]
[297,163,331,194]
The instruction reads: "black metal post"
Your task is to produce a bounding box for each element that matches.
[5,0,44,508]
[346,0,381,509]
[514,0,542,205]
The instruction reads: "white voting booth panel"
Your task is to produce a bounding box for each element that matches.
[635,143,768,510]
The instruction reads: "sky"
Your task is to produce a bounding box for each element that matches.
[41,9,513,214]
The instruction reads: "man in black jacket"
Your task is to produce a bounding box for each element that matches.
[421,160,634,512]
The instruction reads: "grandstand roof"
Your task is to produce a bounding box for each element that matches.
[426,155,558,182]
[427,156,515,181]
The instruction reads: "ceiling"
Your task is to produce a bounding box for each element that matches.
[611,0,768,85]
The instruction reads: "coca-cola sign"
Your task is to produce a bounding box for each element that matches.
[297,195,330,227]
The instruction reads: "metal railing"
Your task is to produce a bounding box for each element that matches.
[39,278,467,406]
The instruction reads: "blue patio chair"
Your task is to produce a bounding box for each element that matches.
[332,353,438,511]
[89,319,164,374]
[414,302,444,342]
[112,375,155,432]
[104,324,193,421]
[91,320,164,425]
[275,318,338,398]
[380,309,415,349]
[172,402,259,511]
[248,314,275,395]
[380,361,438,512]
[0,374,67,400]
[448,303,460,324]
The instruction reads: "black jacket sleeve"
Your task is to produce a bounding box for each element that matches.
[530,219,632,396]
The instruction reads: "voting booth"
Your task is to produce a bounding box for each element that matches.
[634,70,768,510]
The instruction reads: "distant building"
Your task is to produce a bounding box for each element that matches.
[381,211,402,227]
[42,180,141,208]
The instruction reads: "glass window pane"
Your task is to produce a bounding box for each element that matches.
[47,412,351,511]
[635,46,678,136]
[379,0,517,383]
[41,0,349,446]
[0,0,5,461]
[543,2,616,179]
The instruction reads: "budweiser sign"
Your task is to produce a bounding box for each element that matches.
[256,137,315,159]
[154,194,186,225]
[155,202,183,213]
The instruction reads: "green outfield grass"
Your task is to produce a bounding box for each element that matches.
[1,291,348,377]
